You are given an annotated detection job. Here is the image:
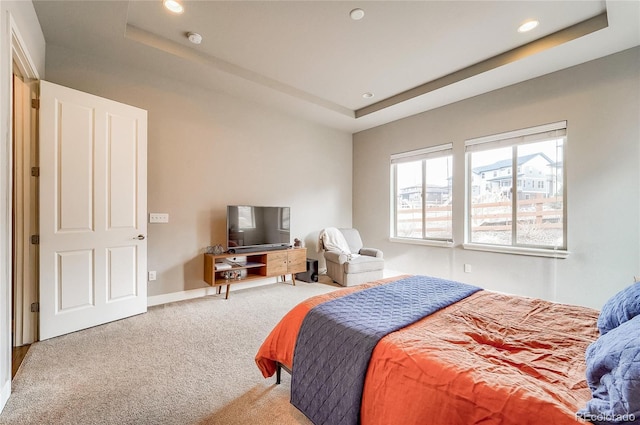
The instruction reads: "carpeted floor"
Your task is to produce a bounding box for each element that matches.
[0,280,340,425]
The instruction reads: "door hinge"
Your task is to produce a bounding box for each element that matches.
[31,98,40,109]
[31,166,40,177]
[30,235,39,245]
[30,302,39,313]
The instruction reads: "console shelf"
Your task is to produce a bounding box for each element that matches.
[203,248,307,299]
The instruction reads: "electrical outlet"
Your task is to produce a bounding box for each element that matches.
[148,271,157,281]
[149,213,169,223]
[464,264,472,273]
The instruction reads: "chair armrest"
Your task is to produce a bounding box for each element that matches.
[359,247,383,258]
[324,250,348,265]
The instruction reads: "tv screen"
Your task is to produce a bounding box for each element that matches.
[227,205,291,252]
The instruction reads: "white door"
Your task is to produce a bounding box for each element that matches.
[39,81,147,340]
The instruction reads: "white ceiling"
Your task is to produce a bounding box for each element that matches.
[33,0,640,133]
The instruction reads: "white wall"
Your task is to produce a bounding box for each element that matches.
[353,47,640,310]
[0,0,45,412]
[43,43,353,300]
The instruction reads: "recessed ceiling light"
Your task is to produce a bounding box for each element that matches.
[362,92,374,99]
[518,20,539,33]
[164,0,184,14]
[350,8,365,21]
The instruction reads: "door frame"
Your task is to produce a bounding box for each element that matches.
[11,10,39,346]
[1,11,40,411]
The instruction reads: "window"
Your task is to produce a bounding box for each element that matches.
[279,207,290,231]
[391,144,453,243]
[237,206,255,229]
[465,122,566,253]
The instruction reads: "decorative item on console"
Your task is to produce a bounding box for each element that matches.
[294,238,303,248]
[222,270,241,280]
[205,244,225,255]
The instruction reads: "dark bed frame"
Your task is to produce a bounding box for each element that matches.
[275,362,292,384]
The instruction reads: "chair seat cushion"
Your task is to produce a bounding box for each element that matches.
[344,255,384,274]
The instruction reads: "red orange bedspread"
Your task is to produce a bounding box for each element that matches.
[255,276,599,425]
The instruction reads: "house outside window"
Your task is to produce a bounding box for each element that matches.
[391,143,453,244]
[465,122,567,255]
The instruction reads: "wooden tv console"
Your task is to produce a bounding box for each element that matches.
[203,247,307,299]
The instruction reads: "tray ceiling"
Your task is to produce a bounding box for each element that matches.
[33,1,640,132]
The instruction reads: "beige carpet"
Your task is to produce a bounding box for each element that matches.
[0,280,340,425]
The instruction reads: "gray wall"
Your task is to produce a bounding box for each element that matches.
[44,44,353,298]
[353,47,640,309]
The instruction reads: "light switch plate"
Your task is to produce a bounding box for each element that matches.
[149,213,169,223]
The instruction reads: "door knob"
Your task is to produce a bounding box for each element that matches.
[134,234,146,240]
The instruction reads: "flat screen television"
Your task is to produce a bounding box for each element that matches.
[226,205,291,253]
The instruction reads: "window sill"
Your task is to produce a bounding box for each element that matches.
[462,243,569,259]
[389,237,454,248]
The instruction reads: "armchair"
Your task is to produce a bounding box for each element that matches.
[319,228,384,287]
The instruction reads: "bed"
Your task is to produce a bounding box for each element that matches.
[255,275,639,425]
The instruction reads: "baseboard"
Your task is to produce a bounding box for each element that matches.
[147,277,281,307]
[146,272,401,307]
[1,378,10,413]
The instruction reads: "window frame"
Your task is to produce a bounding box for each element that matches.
[390,143,454,246]
[463,121,569,258]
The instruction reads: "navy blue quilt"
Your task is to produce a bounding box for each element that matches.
[290,275,481,425]
[577,315,640,424]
